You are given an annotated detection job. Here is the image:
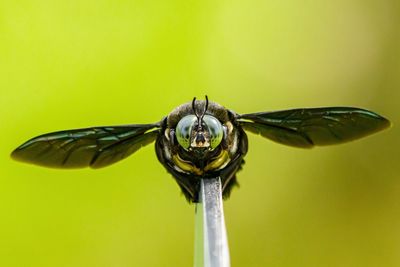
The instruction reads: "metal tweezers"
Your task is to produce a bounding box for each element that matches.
[194,177,230,267]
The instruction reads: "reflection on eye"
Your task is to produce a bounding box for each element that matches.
[176,115,197,149]
[203,115,223,149]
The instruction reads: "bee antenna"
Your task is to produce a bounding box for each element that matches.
[196,95,209,131]
[204,95,209,114]
[200,95,209,120]
[192,97,198,116]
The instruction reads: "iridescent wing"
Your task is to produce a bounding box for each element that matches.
[11,123,161,168]
[238,107,390,148]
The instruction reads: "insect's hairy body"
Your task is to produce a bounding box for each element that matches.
[155,100,248,202]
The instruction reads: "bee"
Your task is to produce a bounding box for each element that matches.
[11,96,390,202]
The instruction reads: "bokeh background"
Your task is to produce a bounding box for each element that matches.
[1,1,399,266]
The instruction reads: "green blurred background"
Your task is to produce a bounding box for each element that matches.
[0,1,399,266]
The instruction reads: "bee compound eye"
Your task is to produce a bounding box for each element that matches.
[203,115,223,149]
[176,115,197,150]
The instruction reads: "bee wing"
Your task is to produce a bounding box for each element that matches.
[238,107,390,148]
[11,123,161,168]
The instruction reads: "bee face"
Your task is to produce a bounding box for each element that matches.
[175,114,224,151]
[163,99,237,163]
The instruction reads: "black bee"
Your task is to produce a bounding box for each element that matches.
[11,97,390,202]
